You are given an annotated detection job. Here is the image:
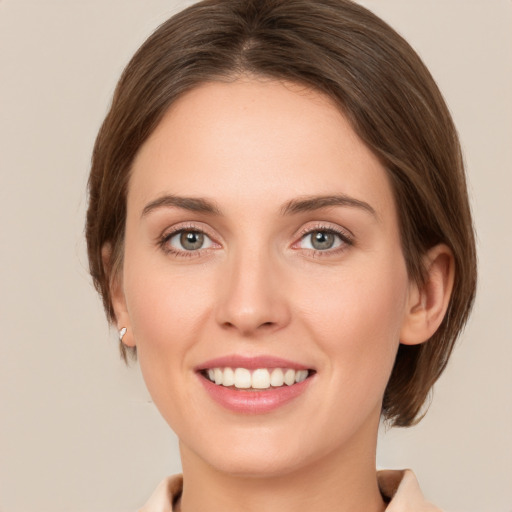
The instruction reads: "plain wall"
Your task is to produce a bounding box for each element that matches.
[1,1,511,511]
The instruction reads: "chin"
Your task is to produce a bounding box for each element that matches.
[179,422,339,480]
[207,450,313,479]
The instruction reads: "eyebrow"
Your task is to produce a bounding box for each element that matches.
[141,193,377,219]
[141,195,221,217]
[281,194,377,217]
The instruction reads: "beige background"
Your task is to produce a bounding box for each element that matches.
[1,1,511,511]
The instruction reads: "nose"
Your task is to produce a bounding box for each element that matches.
[215,245,291,337]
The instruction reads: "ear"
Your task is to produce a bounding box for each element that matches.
[400,244,455,346]
[101,244,135,347]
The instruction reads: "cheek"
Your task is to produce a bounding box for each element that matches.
[122,247,215,375]
[122,261,216,421]
[300,257,409,391]
[125,269,211,346]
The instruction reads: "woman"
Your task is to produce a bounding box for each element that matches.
[86,0,476,510]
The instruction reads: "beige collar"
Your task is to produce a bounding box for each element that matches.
[378,469,441,511]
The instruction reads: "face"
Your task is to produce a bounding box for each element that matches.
[116,79,413,477]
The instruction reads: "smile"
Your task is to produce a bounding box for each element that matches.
[196,356,316,414]
[204,367,311,390]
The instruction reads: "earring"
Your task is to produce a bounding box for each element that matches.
[119,327,127,342]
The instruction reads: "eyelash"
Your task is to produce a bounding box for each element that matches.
[157,223,354,258]
[293,224,354,257]
[158,224,217,258]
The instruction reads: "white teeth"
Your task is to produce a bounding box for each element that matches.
[284,369,296,386]
[270,368,284,387]
[251,369,270,389]
[223,367,235,387]
[205,367,310,389]
[234,368,252,389]
[295,370,308,383]
[214,368,223,385]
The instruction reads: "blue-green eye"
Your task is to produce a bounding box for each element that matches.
[299,230,344,251]
[167,230,213,251]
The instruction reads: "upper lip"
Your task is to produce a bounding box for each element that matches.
[195,355,312,371]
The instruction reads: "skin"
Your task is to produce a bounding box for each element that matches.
[110,78,454,512]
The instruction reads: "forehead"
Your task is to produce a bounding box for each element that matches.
[128,79,395,219]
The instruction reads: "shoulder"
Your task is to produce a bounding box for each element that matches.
[378,469,443,511]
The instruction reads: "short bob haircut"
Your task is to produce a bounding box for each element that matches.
[86,0,476,427]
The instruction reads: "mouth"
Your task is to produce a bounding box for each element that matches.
[195,356,316,413]
[199,367,315,391]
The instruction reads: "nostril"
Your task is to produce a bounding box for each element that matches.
[222,321,274,327]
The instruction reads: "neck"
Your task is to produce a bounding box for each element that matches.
[177,423,386,512]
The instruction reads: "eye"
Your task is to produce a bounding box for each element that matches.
[298,229,346,251]
[166,229,214,252]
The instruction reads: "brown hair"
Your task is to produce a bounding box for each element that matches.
[86,0,477,426]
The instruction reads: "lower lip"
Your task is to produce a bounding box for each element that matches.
[198,374,313,414]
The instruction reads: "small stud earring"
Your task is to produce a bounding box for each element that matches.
[119,327,127,342]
